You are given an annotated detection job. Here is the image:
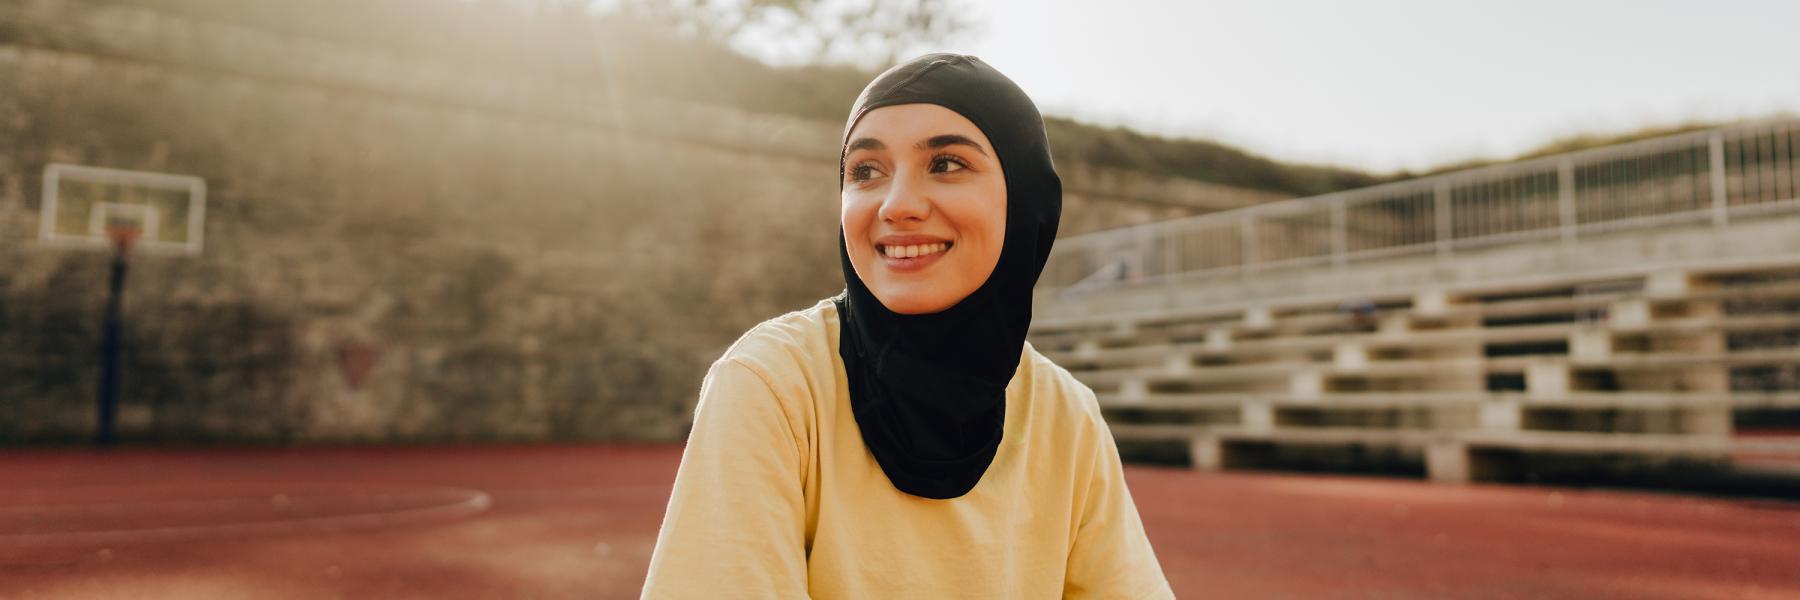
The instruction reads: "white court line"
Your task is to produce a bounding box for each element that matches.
[0,484,491,551]
[486,484,670,503]
[0,490,461,517]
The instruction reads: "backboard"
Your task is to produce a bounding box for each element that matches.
[39,163,206,255]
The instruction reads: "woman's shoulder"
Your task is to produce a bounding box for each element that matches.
[716,298,840,382]
[1019,342,1108,427]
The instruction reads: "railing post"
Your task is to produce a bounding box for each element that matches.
[1709,132,1729,227]
[1239,214,1258,278]
[1433,182,1452,258]
[1557,159,1576,246]
[1164,227,1178,281]
[1138,228,1157,280]
[1330,196,1348,271]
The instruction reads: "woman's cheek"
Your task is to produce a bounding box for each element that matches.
[842,193,878,266]
[840,193,868,239]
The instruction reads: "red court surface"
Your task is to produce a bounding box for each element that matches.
[2,444,1797,599]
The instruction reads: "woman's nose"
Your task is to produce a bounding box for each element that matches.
[878,175,932,223]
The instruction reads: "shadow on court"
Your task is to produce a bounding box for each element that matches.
[2,445,1797,599]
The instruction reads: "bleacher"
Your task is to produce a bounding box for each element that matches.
[1030,119,1800,482]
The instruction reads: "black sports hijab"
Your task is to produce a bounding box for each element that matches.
[833,54,1062,500]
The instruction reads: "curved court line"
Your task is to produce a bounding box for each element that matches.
[486,484,670,503]
[0,489,463,517]
[0,484,491,550]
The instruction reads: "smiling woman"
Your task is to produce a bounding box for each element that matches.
[841,103,1007,314]
[641,54,1173,599]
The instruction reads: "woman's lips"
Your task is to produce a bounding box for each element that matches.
[876,241,951,273]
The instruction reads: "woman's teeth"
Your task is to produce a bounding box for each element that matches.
[881,242,949,259]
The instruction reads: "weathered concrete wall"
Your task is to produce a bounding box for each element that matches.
[0,0,1277,444]
[0,40,843,443]
[0,1,850,442]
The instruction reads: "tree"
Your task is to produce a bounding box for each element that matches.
[600,0,975,68]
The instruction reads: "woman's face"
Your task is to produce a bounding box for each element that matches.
[842,104,1007,315]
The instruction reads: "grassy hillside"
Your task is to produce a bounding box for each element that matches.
[96,0,1380,200]
[1391,119,1787,180]
[97,0,1766,200]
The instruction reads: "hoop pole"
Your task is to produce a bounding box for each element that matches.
[96,242,129,446]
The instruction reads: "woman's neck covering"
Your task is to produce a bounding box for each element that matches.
[834,53,1062,499]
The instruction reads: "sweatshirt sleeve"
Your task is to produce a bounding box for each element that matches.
[640,358,810,599]
[1064,422,1175,600]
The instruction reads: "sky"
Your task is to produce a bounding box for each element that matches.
[893,0,1800,174]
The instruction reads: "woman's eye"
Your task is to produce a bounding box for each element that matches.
[848,162,886,182]
[931,156,967,174]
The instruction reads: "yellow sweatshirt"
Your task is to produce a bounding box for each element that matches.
[641,299,1174,599]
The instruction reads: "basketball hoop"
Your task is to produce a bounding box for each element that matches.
[39,164,207,447]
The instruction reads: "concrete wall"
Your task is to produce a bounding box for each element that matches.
[0,41,840,443]
[0,0,847,443]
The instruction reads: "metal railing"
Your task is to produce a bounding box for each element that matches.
[1043,119,1800,294]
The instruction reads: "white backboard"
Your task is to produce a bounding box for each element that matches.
[39,163,206,255]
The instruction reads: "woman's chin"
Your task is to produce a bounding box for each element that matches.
[872,289,961,315]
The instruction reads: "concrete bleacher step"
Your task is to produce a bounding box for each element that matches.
[1106,423,1790,483]
[1032,275,1800,344]
[1097,391,1800,410]
[1043,314,1800,368]
[1069,346,1800,394]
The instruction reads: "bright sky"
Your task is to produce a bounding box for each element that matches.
[916,0,1800,173]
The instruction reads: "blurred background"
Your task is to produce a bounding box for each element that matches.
[6,0,1790,447]
[3,0,1800,597]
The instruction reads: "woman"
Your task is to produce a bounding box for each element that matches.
[642,53,1173,599]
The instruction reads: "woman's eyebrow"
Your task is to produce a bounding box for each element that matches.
[845,134,989,156]
[845,137,885,154]
[920,134,989,156]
